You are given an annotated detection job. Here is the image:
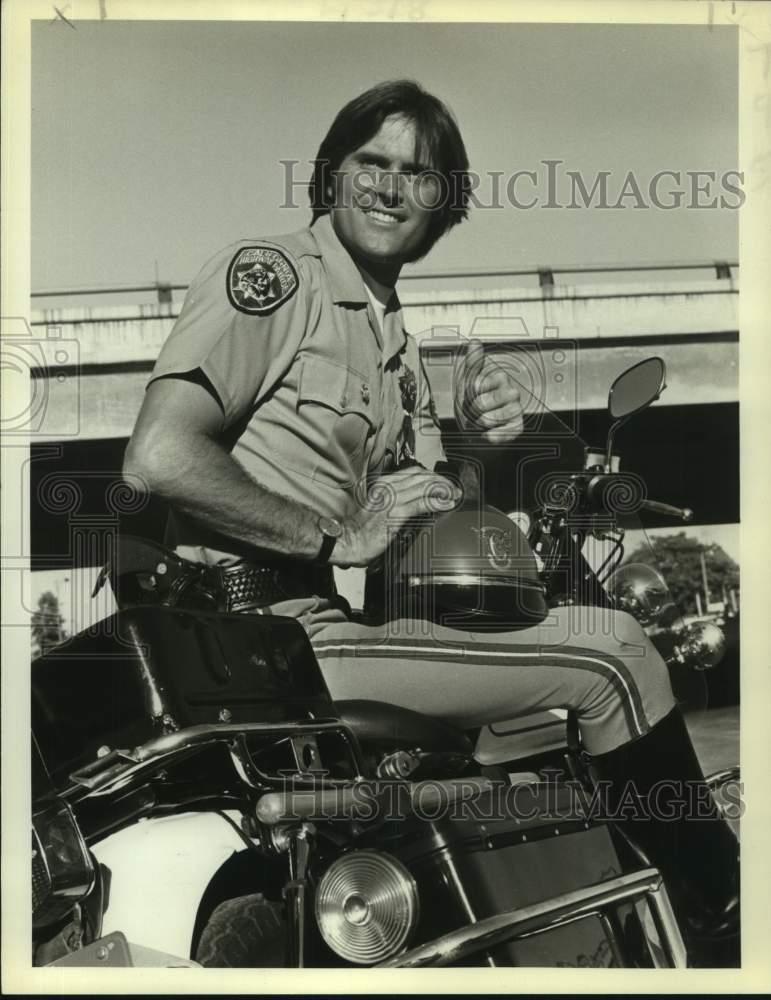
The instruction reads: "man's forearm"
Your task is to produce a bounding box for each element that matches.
[125,427,323,560]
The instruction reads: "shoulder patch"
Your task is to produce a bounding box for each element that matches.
[226,245,299,316]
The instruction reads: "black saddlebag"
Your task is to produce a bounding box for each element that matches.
[32,606,333,784]
[358,783,631,968]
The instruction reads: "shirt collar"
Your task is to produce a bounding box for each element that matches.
[309,214,370,305]
[382,292,408,362]
[309,213,408,359]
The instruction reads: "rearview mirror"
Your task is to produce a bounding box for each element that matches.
[608,357,666,421]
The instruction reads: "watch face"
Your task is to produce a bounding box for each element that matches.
[320,516,344,538]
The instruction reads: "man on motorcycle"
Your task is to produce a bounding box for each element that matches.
[123,79,739,963]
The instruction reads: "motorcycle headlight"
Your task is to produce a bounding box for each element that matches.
[32,800,95,928]
[315,850,419,965]
[606,562,671,627]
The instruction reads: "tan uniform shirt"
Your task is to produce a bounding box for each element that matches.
[149,213,445,563]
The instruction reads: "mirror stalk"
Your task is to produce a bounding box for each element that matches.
[604,418,627,473]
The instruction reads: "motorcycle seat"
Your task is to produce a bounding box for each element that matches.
[335,699,473,756]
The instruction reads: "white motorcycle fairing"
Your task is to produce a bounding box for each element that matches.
[91,810,247,959]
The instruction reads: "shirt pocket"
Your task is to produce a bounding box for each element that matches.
[297,356,375,489]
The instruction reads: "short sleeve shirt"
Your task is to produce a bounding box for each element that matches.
[149,213,445,562]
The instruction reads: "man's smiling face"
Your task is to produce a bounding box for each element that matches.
[329,115,441,283]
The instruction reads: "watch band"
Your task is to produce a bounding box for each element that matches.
[316,531,338,564]
[316,516,343,564]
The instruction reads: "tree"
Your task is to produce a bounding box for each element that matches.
[31,591,67,657]
[623,532,739,616]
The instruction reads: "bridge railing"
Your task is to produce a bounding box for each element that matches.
[30,260,738,307]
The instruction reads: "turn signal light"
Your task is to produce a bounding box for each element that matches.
[315,850,419,964]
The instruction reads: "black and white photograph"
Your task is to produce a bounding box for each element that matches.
[3,0,771,991]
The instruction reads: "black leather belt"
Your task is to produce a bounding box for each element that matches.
[219,561,335,613]
[95,535,335,615]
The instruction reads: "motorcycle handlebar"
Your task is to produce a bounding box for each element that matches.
[583,477,693,523]
[639,499,693,522]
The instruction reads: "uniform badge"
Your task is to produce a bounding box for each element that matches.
[398,364,418,415]
[396,364,418,464]
[226,245,298,316]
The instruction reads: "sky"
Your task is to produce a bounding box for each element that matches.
[31,20,739,295]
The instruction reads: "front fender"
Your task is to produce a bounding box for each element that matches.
[91,811,247,958]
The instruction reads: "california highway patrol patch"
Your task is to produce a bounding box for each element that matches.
[226,245,298,316]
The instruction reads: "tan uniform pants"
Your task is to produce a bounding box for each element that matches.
[308,605,675,756]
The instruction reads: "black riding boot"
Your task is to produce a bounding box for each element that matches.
[587,707,740,967]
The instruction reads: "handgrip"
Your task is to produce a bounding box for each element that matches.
[639,499,693,522]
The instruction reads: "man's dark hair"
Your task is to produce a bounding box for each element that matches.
[309,79,471,258]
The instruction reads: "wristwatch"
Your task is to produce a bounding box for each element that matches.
[316,514,344,564]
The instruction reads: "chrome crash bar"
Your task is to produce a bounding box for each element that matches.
[379,868,687,969]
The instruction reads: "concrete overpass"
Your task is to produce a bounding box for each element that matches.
[27,270,737,440]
